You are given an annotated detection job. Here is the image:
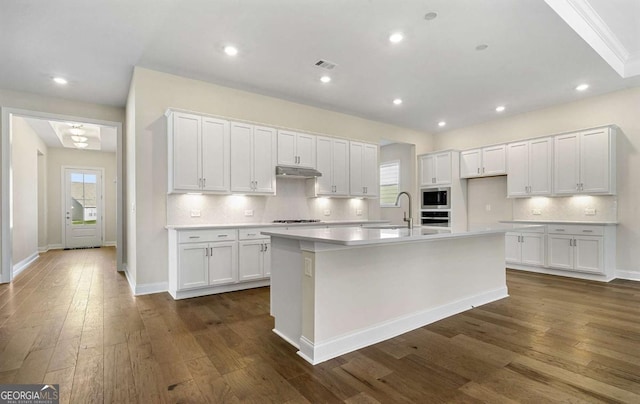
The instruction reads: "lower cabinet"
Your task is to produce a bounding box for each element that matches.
[506,223,613,280]
[238,229,271,282]
[505,230,545,266]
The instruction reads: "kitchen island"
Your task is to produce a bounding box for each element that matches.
[261,224,540,365]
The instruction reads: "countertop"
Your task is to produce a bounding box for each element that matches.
[500,220,618,225]
[261,223,544,246]
[165,220,388,230]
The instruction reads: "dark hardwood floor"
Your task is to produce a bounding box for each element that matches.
[1,247,639,403]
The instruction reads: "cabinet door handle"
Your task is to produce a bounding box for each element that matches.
[570,239,574,247]
[482,167,485,174]
[203,178,206,188]
[210,247,214,256]
[260,243,264,252]
[264,244,268,252]
[205,247,209,257]
[477,168,480,174]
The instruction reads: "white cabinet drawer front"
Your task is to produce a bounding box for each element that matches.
[520,226,545,234]
[239,228,270,240]
[178,229,237,243]
[546,225,603,236]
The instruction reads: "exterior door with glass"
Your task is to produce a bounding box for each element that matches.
[64,168,103,248]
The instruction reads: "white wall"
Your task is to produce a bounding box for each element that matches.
[11,116,47,265]
[46,148,117,247]
[128,67,434,286]
[379,143,416,225]
[434,87,640,276]
[466,176,513,226]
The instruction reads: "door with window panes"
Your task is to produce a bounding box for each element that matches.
[64,168,103,248]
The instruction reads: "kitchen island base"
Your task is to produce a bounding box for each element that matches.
[269,232,507,365]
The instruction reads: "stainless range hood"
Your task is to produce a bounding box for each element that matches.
[275,166,322,178]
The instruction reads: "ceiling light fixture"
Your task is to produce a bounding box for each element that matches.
[475,44,489,51]
[393,98,403,105]
[389,33,404,43]
[224,45,238,56]
[575,83,589,91]
[53,77,68,85]
[320,75,331,83]
[495,105,505,112]
[438,121,446,127]
[71,135,88,142]
[74,142,89,149]
[69,127,84,136]
[424,12,438,20]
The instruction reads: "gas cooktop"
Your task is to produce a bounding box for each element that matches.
[272,219,322,224]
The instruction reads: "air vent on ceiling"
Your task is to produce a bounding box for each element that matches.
[314,60,337,70]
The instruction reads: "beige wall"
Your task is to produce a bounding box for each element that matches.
[379,143,416,225]
[434,87,640,275]
[46,149,117,247]
[129,67,434,286]
[11,116,48,265]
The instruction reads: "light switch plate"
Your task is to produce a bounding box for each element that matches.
[531,209,542,215]
[304,258,313,277]
[585,208,596,216]
[485,204,492,212]
[244,210,254,217]
[190,210,201,217]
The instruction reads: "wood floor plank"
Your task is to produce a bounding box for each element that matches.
[1,248,639,403]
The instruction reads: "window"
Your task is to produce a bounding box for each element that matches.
[380,161,400,206]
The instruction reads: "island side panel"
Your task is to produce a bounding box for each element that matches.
[270,237,304,348]
[304,234,507,364]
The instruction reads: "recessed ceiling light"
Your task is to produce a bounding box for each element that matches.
[389,33,404,43]
[424,12,438,20]
[223,45,238,56]
[575,83,589,91]
[438,121,446,127]
[393,98,403,105]
[74,142,89,149]
[71,135,88,142]
[320,75,331,83]
[495,105,506,112]
[53,77,68,85]
[475,44,489,51]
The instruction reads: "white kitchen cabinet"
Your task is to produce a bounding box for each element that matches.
[553,127,616,195]
[278,130,316,168]
[316,136,349,196]
[460,145,506,178]
[349,141,378,197]
[167,111,230,193]
[230,123,276,194]
[238,229,271,282]
[505,229,545,266]
[419,152,452,186]
[175,229,239,291]
[507,137,552,197]
[547,225,604,274]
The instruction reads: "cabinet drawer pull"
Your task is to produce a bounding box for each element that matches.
[247,233,256,236]
[189,236,200,239]
[217,234,228,238]
[582,230,593,233]
[554,229,565,231]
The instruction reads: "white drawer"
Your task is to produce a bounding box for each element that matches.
[178,229,237,243]
[239,228,270,240]
[520,226,545,234]
[546,224,604,236]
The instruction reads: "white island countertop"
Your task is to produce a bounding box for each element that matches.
[165,220,388,230]
[261,223,543,246]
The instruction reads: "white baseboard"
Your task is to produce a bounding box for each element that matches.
[273,328,300,349]
[103,241,116,247]
[297,286,508,365]
[615,269,640,281]
[13,252,39,277]
[135,281,169,296]
[48,244,64,251]
[169,279,270,299]
[123,264,136,295]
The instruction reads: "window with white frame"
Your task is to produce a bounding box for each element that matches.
[380,161,400,207]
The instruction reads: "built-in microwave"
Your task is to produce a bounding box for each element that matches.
[421,187,450,209]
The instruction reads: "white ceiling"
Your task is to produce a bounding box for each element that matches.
[24,117,117,153]
[1,0,639,133]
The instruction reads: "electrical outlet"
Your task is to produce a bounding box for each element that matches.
[585,208,596,216]
[485,204,492,212]
[304,258,313,277]
[531,209,542,215]
[190,209,201,217]
[244,210,254,217]
[323,209,331,216]
[356,208,363,216]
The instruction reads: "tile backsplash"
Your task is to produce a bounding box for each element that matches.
[167,177,371,225]
[512,195,617,222]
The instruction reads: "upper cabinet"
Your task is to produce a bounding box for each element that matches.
[349,141,378,197]
[230,122,276,195]
[167,110,230,194]
[460,145,506,178]
[316,136,349,196]
[553,127,616,195]
[277,130,316,168]
[507,137,552,197]
[419,151,452,187]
